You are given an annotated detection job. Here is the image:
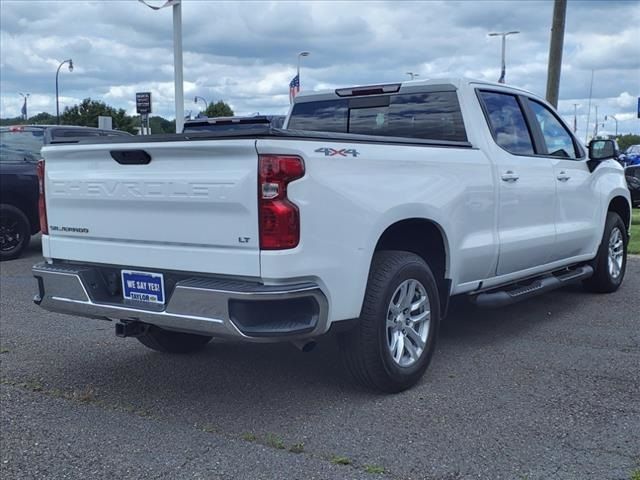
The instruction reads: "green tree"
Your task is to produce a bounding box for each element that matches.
[203,100,234,118]
[0,116,23,126]
[28,112,56,124]
[60,98,138,134]
[148,115,176,134]
[617,134,640,152]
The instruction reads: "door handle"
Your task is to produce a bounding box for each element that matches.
[557,171,571,182]
[501,170,519,182]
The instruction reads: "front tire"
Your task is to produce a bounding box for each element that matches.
[338,251,440,393]
[137,326,212,354]
[0,204,31,261]
[583,211,628,293]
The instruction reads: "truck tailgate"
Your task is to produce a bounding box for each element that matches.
[41,139,260,277]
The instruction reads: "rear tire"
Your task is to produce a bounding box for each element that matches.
[583,211,627,293]
[338,251,440,393]
[0,204,31,261]
[137,326,212,354]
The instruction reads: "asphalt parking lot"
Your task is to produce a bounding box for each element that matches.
[1,237,639,480]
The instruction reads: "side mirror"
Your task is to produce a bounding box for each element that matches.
[587,139,616,173]
[588,139,616,161]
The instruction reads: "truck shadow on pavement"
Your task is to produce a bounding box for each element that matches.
[37,282,587,404]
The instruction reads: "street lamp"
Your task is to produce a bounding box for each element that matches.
[406,72,419,80]
[194,96,209,111]
[297,51,310,90]
[605,114,618,137]
[56,59,73,125]
[19,92,30,120]
[488,31,519,83]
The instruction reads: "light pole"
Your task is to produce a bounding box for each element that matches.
[19,92,30,120]
[573,103,579,133]
[488,31,519,83]
[406,72,419,80]
[605,114,618,137]
[194,96,209,112]
[297,51,310,90]
[139,0,184,133]
[55,59,73,125]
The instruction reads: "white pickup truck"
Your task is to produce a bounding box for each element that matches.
[33,78,631,392]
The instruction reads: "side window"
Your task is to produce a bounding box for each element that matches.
[479,91,534,155]
[528,100,578,159]
[288,99,348,133]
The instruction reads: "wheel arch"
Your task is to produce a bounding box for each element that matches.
[373,218,451,316]
[608,195,631,233]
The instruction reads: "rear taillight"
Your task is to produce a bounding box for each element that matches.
[36,159,48,234]
[258,154,304,249]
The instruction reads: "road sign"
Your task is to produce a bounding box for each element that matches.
[136,92,152,115]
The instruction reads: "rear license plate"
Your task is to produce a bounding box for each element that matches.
[121,270,165,304]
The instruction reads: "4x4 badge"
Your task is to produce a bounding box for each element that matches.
[314,147,360,157]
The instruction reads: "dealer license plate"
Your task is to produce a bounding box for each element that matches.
[121,270,165,304]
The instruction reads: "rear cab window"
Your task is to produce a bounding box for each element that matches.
[288,91,467,142]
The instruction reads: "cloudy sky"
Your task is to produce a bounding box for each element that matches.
[1,0,639,139]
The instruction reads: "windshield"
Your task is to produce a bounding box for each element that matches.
[0,127,45,162]
[626,145,640,154]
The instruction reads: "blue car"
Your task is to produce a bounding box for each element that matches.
[620,144,640,166]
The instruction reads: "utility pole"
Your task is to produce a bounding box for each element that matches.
[545,0,567,108]
[573,103,578,133]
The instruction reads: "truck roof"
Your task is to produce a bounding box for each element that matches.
[294,77,535,103]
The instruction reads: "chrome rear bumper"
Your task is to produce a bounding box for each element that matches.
[33,262,328,342]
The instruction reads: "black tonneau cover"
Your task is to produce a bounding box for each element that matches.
[48,127,473,149]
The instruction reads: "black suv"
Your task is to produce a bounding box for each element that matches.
[0,125,131,260]
[625,165,640,208]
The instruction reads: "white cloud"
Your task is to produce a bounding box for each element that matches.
[0,0,638,137]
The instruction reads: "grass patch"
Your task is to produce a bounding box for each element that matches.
[241,432,257,442]
[265,433,285,450]
[72,386,96,403]
[630,209,640,255]
[330,455,352,465]
[0,348,9,354]
[364,465,385,474]
[630,469,640,480]
[289,442,304,454]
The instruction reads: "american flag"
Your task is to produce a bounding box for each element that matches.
[289,74,300,103]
